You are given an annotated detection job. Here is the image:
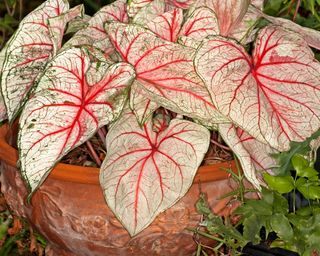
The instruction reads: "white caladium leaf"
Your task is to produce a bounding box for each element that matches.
[192,0,250,37]
[166,0,195,9]
[218,123,261,189]
[18,47,135,192]
[100,109,210,236]
[1,0,69,122]
[236,128,277,173]
[65,14,91,34]
[127,0,152,17]
[179,7,219,46]
[130,81,159,124]
[48,4,84,55]
[146,8,183,42]
[107,22,228,125]
[133,0,165,26]
[195,26,320,151]
[250,6,320,50]
[64,0,128,55]
[0,46,8,122]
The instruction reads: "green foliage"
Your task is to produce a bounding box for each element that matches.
[264,0,320,30]
[272,128,320,176]
[192,194,248,255]
[193,153,320,255]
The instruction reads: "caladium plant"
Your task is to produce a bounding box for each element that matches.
[0,0,320,236]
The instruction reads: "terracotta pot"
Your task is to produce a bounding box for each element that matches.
[0,123,239,256]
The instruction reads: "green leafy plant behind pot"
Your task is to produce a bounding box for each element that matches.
[0,0,320,236]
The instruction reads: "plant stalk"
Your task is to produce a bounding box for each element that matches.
[86,140,102,166]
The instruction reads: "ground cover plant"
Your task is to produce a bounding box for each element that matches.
[0,0,320,237]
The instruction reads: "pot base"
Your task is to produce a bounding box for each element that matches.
[1,161,238,256]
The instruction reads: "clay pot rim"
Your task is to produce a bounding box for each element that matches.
[0,123,236,185]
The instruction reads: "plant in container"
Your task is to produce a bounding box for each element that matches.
[0,0,320,254]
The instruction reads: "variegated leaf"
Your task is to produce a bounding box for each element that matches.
[100,109,210,236]
[64,0,128,55]
[130,81,159,124]
[218,123,261,188]
[236,127,277,173]
[133,0,165,26]
[195,26,320,151]
[107,22,228,125]
[192,0,250,37]
[48,4,84,55]
[127,0,152,17]
[146,8,183,42]
[1,0,69,122]
[18,47,135,192]
[65,14,91,34]
[0,46,8,122]
[166,0,195,9]
[179,7,219,46]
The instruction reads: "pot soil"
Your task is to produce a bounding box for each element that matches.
[0,123,240,256]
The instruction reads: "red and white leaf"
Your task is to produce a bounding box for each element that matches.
[64,0,128,54]
[146,8,183,42]
[179,7,219,45]
[218,124,261,188]
[236,127,277,174]
[130,81,159,124]
[18,48,135,192]
[107,22,228,125]
[127,0,152,17]
[48,4,84,55]
[100,109,210,236]
[132,0,165,25]
[250,6,320,50]
[192,0,250,37]
[166,0,195,9]
[195,26,320,151]
[0,0,69,122]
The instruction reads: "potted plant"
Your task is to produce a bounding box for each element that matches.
[0,0,319,255]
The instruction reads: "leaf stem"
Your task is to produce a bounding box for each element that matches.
[97,128,106,146]
[86,140,102,166]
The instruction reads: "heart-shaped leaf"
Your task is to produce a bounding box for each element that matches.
[107,22,228,125]
[100,109,210,236]
[146,8,183,42]
[196,26,320,151]
[19,47,135,192]
[179,7,219,47]
[64,0,128,55]
[0,0,70,122]
[130,81,159,124]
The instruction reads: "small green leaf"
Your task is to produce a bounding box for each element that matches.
[243,214,263,245]
[297,182,320,200]
[272,192,289,214]
[263,173,294,194]
[292,154,319,179]
[270,213,293,241]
